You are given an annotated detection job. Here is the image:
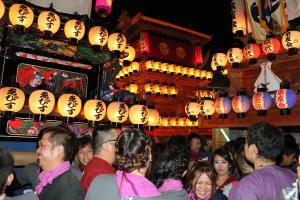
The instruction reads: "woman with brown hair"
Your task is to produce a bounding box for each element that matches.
[186,161,227,200]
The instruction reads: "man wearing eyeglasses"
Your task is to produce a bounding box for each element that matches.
[81,125,120,193]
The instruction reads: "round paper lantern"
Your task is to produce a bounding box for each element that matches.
[185,118,193,127]
[227,48,243,67]
[206,71,213,80]
[275,87,297,115]
[181,67,188,77]
[177,117,185,128]
[57,94,82,119]
[129,82,138,94]
[212,53,227,69]
[107,33,127,53]
[88,26,108,48]
[9,4,34,29]
[160,83,168,96]
[282,30,300,55]
[144,81,153,94]
[153,61,161,72]
[194,69,201,79]
[262,37,281,60]
[168,84,178,97]
[0,0,5,20]
[168,64,175,75]
[232,93,250,118]
[222,69,228,76]
[129,104,149,125]
[185,101,201,121]
[169,117,177,127]
[215,96,231,119]
[107,101,129,124]
[175,65,182,75]
[199,98,215,119]
[0,87,25,113]
[243,43,260,64]
[38,11,61,36]
[95,0,113,16]
[83,99,106,122]
[147,108,160,127]
[145,60,153,71]
[160,63,169,74]
[130,62,140,72]
[200,70,207,79]
[29,90,55,117]
[252,89,272,116]
[64,19,85,43]
[121,45,136,66]
[160,117,169,128]
[153,82,161,95]
[188,68,195,77]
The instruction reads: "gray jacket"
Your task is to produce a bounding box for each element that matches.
[86,174,172,200]
[3,192,39,200]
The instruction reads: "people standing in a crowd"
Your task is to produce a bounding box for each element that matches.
[212,148,238,197]
[229,123,297,200]
[73,135,93,173]
[148,150,190,200]
[185,161,227,200]
[277,134,299,173]
[35,126,84,200]
[85,128,166,200]
[0,147,39,200]
[80,125,120,193]
[188,133,202,161]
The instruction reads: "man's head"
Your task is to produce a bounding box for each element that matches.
[188,133,201,153]
[92,125,120,164]
[76,135,93,167]
[0,148,14,195]
[244,123,284,163]
[36,126,77,171]
[279,134,299,167]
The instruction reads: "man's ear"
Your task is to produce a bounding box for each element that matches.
[6,173,14,186]
[250,144,259,156]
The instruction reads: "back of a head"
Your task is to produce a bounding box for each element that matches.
[283,134,299,156]
[92,124,117,154]
[42,126,77,162]
[168,136,190,155]
[0,148,14,193]
[148,150,190,188]
[247,123,284,161]
[116,128,152,173]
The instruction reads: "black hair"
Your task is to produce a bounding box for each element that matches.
[247,123,284,161]
[92,124,118,153]
[168,136,190,155]
[38,126,77,162]
[116,128,153,173]
[212,147,238,177]
[148,150,190,188]
[77,135,93,151]
[0,148,14,193]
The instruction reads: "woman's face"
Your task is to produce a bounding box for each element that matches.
[213,154,230,176]
[194,173,212,199]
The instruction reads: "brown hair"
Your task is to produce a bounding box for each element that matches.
[186,161,216,197]
[115,128,152,173]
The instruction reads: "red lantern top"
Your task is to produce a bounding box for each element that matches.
[262,38,281,55]
[243,43,261,59]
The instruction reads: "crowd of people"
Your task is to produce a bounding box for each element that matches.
[0,123,300,200]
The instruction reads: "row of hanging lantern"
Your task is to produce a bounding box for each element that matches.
[0,87,163,129]
[116,62,140,80]
[211,30,300,71]
[160,115,199,128]
[185,85,297,120]
[0,1,131,54]
[122,81,179,96]
[142,60,214,80]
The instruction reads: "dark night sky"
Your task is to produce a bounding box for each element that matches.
[117,0,235,53]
